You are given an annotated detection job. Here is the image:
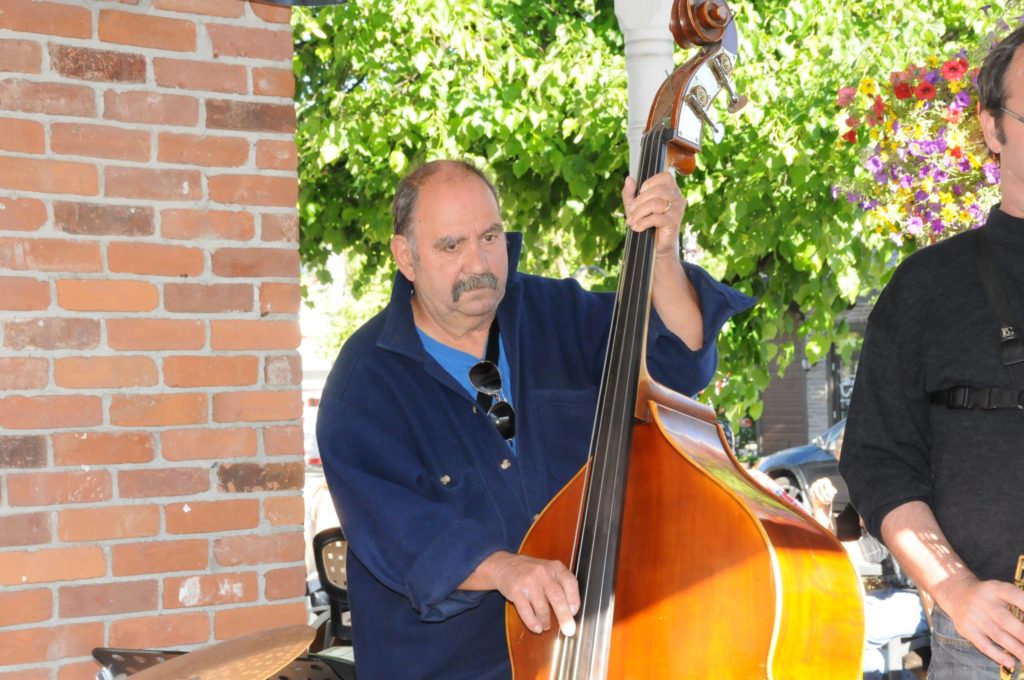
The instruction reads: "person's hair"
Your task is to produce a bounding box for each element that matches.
[391,160,500,239]
[978,24,1024,144]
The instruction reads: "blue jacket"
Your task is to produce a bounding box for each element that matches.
[317,234,754,679]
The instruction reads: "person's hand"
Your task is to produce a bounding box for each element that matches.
[491,552,580,637]
[940,575,1024,668]
[622,172,686,261]
[807,477,837,512]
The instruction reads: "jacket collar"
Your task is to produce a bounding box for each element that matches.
[377,232,524,362]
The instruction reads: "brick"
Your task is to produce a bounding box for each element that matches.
[99,10,197,52]
[112,539,208,576]
[110,393,208,427]
[52,122,150,161]
[212,320,300,351]
[108,242,205,277]
[0,0,92,39]
[264,496,304,527]
[119,467,210,498]
[250,1,292,24]
[0,588,52,626]
[208,24,291,61]
[255,140,296,171]
[0,512,50,547]
[165,282,253,313]
[0,116,44,152]
[0,435,46,468]
[214,602,306,640]
[265,354,301,385]
[105,166,202,201]
[59,505,160,541]
[55,201,154,236]
[218,462,302,493]
[206,99,294,133]
[210,174,297,207]
[0,395,102,429]
[213,390,301,423]
[57,661,99,680]
[164,572,257,610]
[53,431,155,466]
[0,276,49,310]
[0,196,46,231]
[264,424,302,456]
[212,248,299,278]
[0,237,103,273]
[260,213,299,242]
[0,622,103,666]
[109,612,210,649]
[162,427,257,461]
[4,317,99,350]
[55,356,158,388]
[215,531,303,567]
[0,668,48,680]
[260,283,301,315]
[0,156,98,195]
[103,89,199,126]
[165,355,259,387]
[166,498,259,534]
[253,67,294,97]
[0,546,105,586]
[162,209,255,241]
[154,57,246,94]
[0,357,48,390]
[56,279,158,312]
[49,45,145,83]
[158,132,249,167]
[0,78,95,116]
[7,470,111,506]
[264,565,305,599]
[107,319,205,351]
[153,0,244,17]
[0,39,41,74]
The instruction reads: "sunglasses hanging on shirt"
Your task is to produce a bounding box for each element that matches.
[468,321,516,441]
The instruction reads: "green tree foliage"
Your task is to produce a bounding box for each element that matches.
[294,0,1000,420]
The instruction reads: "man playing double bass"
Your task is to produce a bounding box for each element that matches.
[316,159,754,679]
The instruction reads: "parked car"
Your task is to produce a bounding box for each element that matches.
[755,419,848,513]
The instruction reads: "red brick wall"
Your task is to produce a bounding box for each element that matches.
[0,1,305,677]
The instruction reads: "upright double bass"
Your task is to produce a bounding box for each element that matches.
[507,1,864,677]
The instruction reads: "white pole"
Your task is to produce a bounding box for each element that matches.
[614,0,676,177]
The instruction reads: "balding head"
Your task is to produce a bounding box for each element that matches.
[391,160,500,240]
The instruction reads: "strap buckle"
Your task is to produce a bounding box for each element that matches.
[1000,325,1024,367]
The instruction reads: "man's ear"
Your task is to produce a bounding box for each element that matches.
[980,108,1004,156]
[391,235,416,282]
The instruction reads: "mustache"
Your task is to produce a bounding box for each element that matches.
[451,273,499,302]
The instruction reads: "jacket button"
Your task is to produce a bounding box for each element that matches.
[500,459,512,470]
[440,474,452,486]
[472,405,478,414]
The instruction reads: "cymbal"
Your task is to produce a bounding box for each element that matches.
[131,624,315,680]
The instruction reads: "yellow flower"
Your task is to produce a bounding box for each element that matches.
[926,55,940,68]
[939,191,954,205]
[941,205,957,223]
[949,80,964,94]
[859,77,878,96]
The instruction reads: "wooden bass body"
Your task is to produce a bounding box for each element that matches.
[507,397,863,679]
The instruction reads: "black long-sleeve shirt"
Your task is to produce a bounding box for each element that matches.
[840,206,1024,583]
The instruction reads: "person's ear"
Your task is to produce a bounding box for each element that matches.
[980,108,1004,155]
[391,235,416,282]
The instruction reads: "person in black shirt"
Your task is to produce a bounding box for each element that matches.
[840,25,1024,679]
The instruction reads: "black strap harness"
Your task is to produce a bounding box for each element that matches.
[930,229,1024,410]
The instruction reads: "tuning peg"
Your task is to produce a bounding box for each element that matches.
[727,93,748,114]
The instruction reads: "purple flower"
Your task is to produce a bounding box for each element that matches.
[830,185,841,200]
[899,174,914,189]
[968,203,983,219]
[955,91,972,108]
[983,162,1001,184]
[915,190,929,201]
[931,218,945,233]
[865,156,884,173]
[907,215,924,235]
[953,183,964,195]
[933,169,949,182]
[925,71,941,84]
[846,191,860,204]
[958,157,972,172]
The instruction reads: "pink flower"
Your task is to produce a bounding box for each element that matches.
[915,81,936,101]
[941,58,968,81]
[836,86,857,108]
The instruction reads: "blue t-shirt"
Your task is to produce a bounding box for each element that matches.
[416,328,517,454]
